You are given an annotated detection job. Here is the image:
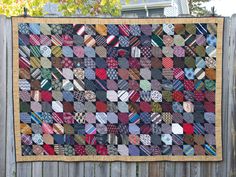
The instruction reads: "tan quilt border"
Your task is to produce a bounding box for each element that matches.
[12,17,223,162]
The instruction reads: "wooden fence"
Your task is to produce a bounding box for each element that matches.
[0,15,235,177]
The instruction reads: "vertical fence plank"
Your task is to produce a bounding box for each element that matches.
[190,162,201,177]
[110,162,121,177]
[148,162,165,177]
[43,162,58,177]
[5,17,16,177]
[121,163,136,177]
[68,163,84,177]
[17,163,32,177]
[174,163,186,177]
[216,17,231,177]
[84,162,94,177]
[138,163,148,177]
[165,162,175,177]
[94,162,110,177]
[32,162,42,177]
[227,14,236,177]
[59,162,69,177]
[0,15,7,177]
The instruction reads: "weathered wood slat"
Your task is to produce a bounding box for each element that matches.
[110,162,121,177]
[59,162,69,177]
[94,162,110,177]
[0,15,7,177]
[121,163,136,177]
[68,163,84,177]
[17,163,32,177]
[228,14,236,177]
[148,162,165,177]
[32,162,42,177]
[165,162,175,177]
[43,162,58,177]
[138,163,148,177]
[190,162,200,177]
[174,163,186,177]
[84,162,94,177]
[5,17,16,177]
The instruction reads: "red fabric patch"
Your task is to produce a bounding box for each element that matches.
[173,91,184,102]
[140,102,151,112]
[86,134,96,145]
[184,80,194,91]
[41,91,52,101]
[107,124,118,134]
[43,144,55,155]
[129,91,140,102]
[140,124,151,134]
[96,145,108,155]
[173,68,184,80]
[118,113,129,123]
[205,91,215,102]
[204,102,215,112]
[96,68,107,80]
[75,145,86,155]
[183,123,194,134]
[194,91,204,101]
[162,57,173,68]
[107,57,118,68]
[96,101,107,112]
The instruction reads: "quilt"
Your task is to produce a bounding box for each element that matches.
[12,17,223,161]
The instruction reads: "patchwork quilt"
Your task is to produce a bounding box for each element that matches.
[13,17,223,161]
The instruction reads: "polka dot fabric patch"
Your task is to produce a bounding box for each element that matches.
[13,18,223,161]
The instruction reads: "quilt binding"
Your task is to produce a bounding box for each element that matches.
[12,17,223,162]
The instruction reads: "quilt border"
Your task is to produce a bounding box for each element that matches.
[12,17,223,162]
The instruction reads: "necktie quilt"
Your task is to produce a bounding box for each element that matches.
[12,17,223,161]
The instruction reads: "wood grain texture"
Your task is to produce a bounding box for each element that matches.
[59,162,69,177]
[68,163,84,177]
[227,14,236,177]
[0,15,7,177]
[110,162,121,177]
[5,17,16,177]
[17,163,32,177]
[121,163,136,177]
[94,163,110,177]
[84,162,94,177]
[43,162,58,177]
[32,162,42,177]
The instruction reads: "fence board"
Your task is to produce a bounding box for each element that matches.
[174,163,186,177]
[32,162,42,177]
[148,162,165,177]
[121,163,136,177]
[5,17,16,177]
[68,163,84,177]
[43,162,58,177]
[17,163,32,177]
[94,163,110,177]
[111,162,121,177]
[190,162,201,177]
[59,162,69,177]
[0,15,7,177]
[138,163,148,177]
[228,14,236,177]
[165,162,175,177]
[84,162,94,177]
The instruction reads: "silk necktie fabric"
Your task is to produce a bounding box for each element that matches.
[13,17,223,161]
